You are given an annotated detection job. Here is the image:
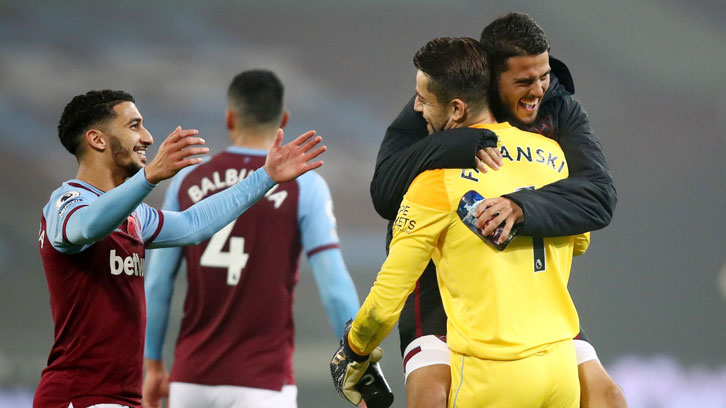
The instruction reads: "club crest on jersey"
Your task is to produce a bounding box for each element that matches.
[55,191,80,208]
[116,212,143,240]
[127,213,141,240]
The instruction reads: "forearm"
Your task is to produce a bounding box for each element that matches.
[64,169,155,245]
[310,249,360,338]
[149,168,274,248]
[349,206,443,354]
[349,241,433,355]
[505,176,615,236]
[371,129,488,220]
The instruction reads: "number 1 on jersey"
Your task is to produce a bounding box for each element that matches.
[200,220,249,286]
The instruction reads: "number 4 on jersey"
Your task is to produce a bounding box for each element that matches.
[200,220,248,286]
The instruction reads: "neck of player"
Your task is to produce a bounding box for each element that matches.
[455,106,498,129]
[229,126,277,150]
[75,157,132,192]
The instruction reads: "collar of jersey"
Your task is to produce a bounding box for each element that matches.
[469,122,512,130]
[225,145,267,156]
[66,179,105,194]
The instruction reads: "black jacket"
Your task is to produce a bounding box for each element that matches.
[370,57,616,237]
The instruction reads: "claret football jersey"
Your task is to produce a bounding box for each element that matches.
[164,146,340,390]
[35,179,163,408]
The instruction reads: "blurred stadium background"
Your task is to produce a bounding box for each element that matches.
[1,0,725,406]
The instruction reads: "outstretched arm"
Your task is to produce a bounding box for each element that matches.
[149,129,325,248]
[55,127,206,251]
[370,96,497,220]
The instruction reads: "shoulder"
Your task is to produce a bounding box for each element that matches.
[501,126,564,152]
[297,169,326,186]
[177,161,202,180]
[175,155,212,182]
[43,181,97,217]
[296,170,332,214]
[406,169,449,211]
[296,170,330,195]
[165,158,207,200]
[541,56,579,116]
[539,90,587,138]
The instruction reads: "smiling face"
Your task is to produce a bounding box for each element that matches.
[413,70,452,135]
[103,102,153,178]
[496,52,551,125]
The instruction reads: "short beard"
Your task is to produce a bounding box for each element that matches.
[489,77,528,128]
[109,135,142,178]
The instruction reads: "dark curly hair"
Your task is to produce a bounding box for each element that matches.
[479,12,550,75]
[57,90,135,156]
[413,37,490,109]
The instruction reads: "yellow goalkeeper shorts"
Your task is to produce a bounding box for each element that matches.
[448,339,579,408]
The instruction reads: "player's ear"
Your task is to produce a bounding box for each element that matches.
[279,110,290,129]
[85,128,106,152]
[450,98,466,122]
[225,109,235,130]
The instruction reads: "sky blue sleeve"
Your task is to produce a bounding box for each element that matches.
[47,169,156,254]
[136,167,191,244]
[148,167,274,248]
[297,171,359,338]
[309,249,360,338]
[297,171,340,252]
[144,245,182,360]
[44,186,100,253]
[144,170,186,361]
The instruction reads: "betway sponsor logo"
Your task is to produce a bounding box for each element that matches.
[109,250,145,276]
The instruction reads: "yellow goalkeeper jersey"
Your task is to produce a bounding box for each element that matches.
[350,122,587,360]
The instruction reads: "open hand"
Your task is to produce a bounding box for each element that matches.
[264,129,325,183]
[145,126,209,184]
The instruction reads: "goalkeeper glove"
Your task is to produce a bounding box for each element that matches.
[331,319,394,407]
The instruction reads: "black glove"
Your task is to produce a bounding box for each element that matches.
[331,320,394,407]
